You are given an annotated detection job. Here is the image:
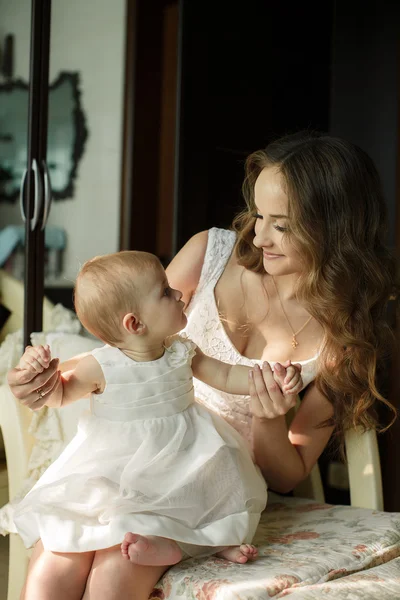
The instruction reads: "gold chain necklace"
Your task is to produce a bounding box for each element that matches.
[271,277,313,349]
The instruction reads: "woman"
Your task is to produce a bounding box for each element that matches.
[8,131,397,599]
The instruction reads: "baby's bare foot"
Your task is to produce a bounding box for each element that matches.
[121,533,182,566]
[216,544,258,564]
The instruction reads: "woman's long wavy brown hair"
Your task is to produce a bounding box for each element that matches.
[233,131,398,445]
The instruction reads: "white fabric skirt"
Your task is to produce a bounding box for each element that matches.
[13,402,267,554]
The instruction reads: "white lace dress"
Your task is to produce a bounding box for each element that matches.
[184,227,319,450]
[13,337,267,554]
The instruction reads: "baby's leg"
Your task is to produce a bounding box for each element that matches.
[216,544,258,563]
[121,533,182,566]
[83,544,168,600]
[21,539,95,600]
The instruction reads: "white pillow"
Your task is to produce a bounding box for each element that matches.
[31,330,103,363]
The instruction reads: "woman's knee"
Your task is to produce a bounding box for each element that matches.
[23,548,95,599]
[84,546,167,600]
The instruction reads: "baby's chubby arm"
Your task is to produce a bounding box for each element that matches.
[17,345,104,408]
[191,348,303,396]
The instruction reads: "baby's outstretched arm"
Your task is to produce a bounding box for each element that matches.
[17,345,103,408]
[191,348,303,396]
[191,349,252,394]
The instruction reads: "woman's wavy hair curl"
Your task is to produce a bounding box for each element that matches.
[233,131,398,446]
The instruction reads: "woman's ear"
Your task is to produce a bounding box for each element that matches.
[122,313,146,335]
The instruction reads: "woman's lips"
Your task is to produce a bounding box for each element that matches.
[263,251,283,259]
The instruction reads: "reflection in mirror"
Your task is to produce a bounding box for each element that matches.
[0,71,88,201]
[0,0,126,294]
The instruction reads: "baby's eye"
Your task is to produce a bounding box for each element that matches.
[163,286,171,297]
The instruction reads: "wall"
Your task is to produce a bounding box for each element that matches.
[330,0,399,248]
[174,1,333,250]
[0,0,126,282]
[330,0,400,511]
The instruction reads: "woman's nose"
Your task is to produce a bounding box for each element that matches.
[253,232,262,248]
[253,226,272,248]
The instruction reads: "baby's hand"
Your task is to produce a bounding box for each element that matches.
[18,344,52,374]
[273,361,303,395]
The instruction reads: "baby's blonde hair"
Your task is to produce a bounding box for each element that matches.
[74,251,162,346]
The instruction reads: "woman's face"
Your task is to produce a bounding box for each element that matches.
[253,166,303,276]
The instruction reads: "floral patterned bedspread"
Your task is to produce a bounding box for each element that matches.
[151,493,400,600]
[276,557,400,598]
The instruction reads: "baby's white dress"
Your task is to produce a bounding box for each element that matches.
[13,337,267,554]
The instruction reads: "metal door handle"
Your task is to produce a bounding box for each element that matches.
[31,159,43,231]
[19,159,43,231]
[19,168,28,222]
[41,160,52,230]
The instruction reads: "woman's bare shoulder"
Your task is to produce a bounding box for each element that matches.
[166,230,209,306]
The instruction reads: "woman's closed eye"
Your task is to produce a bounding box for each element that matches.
[253,212,288,232]
[273,224,288,232]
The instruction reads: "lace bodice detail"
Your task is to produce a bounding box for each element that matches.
[183,227,318,448]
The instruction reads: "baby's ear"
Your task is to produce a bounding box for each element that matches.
[122,312,146,335]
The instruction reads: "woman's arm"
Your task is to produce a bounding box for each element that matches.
[166,230,209,308]
[249,366,333,493]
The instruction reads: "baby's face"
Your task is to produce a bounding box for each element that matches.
[139,266,187,341]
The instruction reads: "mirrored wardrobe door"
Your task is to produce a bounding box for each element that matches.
[0,0,51,345]
[0,0,32,280]
[43,0,127,310]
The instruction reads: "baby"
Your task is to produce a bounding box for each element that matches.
[14,251,302,575]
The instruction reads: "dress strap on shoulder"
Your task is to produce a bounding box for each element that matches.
[90,344,119,366]
[195,228,236,295]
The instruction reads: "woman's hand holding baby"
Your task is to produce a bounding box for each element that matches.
[18,344,51,373]
[8,344,61,410]
[249,361,301,420]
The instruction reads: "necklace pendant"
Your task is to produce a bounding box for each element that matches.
[292,335,298,349]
